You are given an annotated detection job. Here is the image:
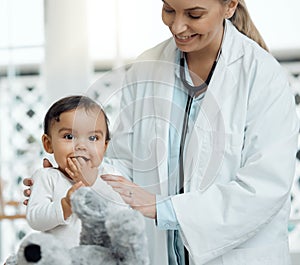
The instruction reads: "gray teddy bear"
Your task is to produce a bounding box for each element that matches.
[5,187,149,265]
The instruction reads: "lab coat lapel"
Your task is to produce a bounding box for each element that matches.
[200,54,239,128]
[186,21,243,191]
[200,58,238,192]
[146,40,177,196]
[199,19,242,130]
[153,64,175,196]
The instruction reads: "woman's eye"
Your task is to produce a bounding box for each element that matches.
[64,134,74,140]
[188,12,202,19]
[89,135,99,142]
[163,5,174,14]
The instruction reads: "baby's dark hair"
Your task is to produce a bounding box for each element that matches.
[43,95,111,142]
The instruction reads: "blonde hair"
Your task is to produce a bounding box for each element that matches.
[225,0,269,52]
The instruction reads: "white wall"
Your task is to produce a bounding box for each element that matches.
[247,0,300,54]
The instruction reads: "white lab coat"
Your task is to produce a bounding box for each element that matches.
[104,20,299,265]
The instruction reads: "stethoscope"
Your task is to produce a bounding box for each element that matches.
[177,48,222,265]
[178,47,222,195]
[174,23,225,265]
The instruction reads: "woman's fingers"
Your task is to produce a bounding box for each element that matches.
[101,174,156,218]
[23,188,31,205]
[23,199,29,206]
[111,187,134,198]
[23,178,33,205]
[23,178,34,187]
[43,158,53,168]
[23,188,31,197]
[101,174,136,190]
[103,178,136,200]
[101,174,136,198]
[101,174,127,182]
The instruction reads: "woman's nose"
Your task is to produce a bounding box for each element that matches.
[170,14,188,34]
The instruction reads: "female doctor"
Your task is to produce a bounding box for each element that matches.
[24,0,298,264]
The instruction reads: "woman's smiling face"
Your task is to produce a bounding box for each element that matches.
[161,0,236,54]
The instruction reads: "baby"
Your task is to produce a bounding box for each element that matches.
[26,95,124,248]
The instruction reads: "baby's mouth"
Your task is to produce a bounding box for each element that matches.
[71,156,90,162]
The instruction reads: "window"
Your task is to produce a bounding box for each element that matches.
[87,0,170,64]
[0,0,44,66]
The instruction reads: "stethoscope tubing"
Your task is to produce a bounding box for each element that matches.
[178,49,221,193]
[179,93,193,194]
[175,21,226,265]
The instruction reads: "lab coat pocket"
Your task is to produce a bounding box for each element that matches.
[222,241,290,265]
[185,127,244,191]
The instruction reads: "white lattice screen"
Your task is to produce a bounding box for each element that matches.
[0,74,45,261]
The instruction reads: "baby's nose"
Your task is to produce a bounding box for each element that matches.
[74,138,88,150]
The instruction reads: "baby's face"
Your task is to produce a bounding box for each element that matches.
[45,107,108,174]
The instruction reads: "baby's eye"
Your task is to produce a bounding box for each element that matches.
[89,135,99,142]
[64,134,74,140]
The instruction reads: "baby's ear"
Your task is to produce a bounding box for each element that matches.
[42,134,53,154]
[104,140,109,151]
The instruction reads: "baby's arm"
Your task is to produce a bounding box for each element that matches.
[26,169,73,231]
[61,182,84,220]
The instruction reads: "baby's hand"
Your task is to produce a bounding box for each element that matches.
[65,157,98,186]
[61,181,84,220]
[66,181,84,205]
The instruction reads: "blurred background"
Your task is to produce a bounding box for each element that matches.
[0,0,299,263]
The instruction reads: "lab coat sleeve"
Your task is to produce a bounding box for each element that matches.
[26,169,69,231]
[171,64,299,263]
[156,195,180,230]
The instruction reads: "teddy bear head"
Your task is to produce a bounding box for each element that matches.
[9,233,72,265]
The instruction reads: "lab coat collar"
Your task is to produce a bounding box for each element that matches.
[189,20,242,191]
[222,19,245,66]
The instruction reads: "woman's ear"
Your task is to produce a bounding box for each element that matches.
[225,0,239,19]
[42,134,53,154]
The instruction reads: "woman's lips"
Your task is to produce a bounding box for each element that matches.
[174,33,198,42]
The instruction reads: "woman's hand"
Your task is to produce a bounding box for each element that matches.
[65,157,98,186]
[23,178,34,205]
[101,174,157,219]
[22,158,53,205]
